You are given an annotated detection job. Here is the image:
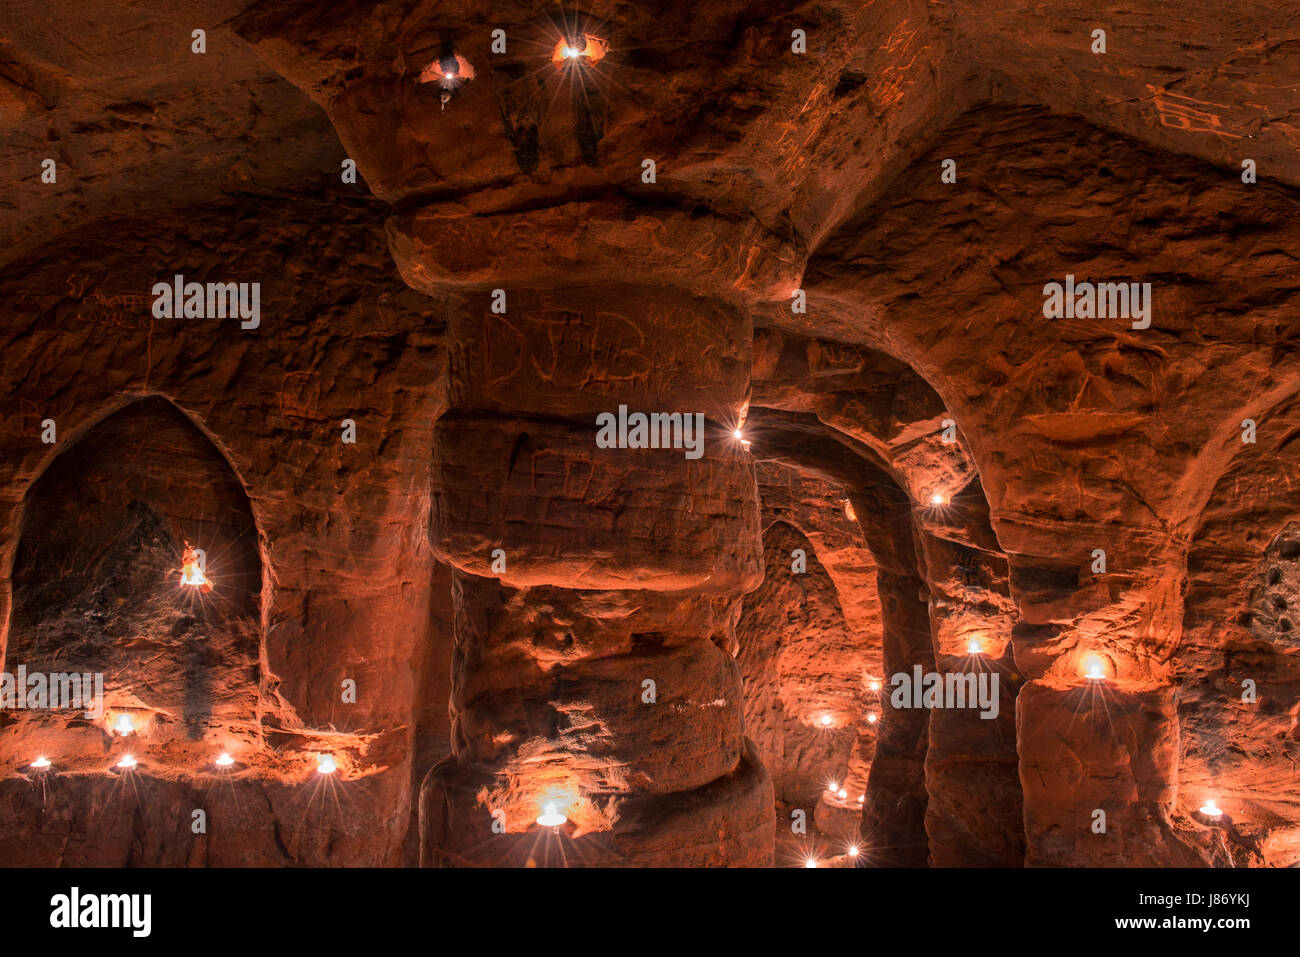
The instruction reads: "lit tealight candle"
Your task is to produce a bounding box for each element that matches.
[114,714,134,736]
[1199,798,1222,819]
[554,35,605,67]
[30,756,51,770]
[116,754,137,770]
[180,563,208,587]
[215,752,234,768]
[536,801,567,827]
[316,754,337,775]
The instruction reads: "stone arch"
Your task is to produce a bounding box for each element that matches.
[746,329,1025,866]
[742,408,934,865]
[737,509,878,856]
[4,394,264,749]
[1175,389,1300,866]
[1173,381,1300,546]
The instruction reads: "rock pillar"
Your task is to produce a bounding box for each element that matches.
[418,281,773,866]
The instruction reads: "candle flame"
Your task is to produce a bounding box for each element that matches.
[536,801,568,827]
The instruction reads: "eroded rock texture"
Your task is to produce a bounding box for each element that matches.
[737,462,884,854]
[2,0,1299,868]
[0,196,449,865]
[419,284,772,867]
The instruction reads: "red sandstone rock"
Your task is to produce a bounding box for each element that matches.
[2,0,1299,871]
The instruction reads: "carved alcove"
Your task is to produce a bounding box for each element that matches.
[6,396,263,748]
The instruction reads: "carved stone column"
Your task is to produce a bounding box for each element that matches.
[417,278,773,866]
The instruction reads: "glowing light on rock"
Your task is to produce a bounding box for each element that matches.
[847,844,860,858]
[215,752,234,768]
[827,780,839,792]
[536,801,567,827]
[857,794,865,804]
[180,545,209,588]
[316,754,337,775]
[836,788,847,800]
[1083,655,1106,681]
[968,639,983,655]
[116,754,137,770]
[1199,798,1222,819]
[866,713,877,724]
[418,53,475,88]
[114,714,134,736]
[820,713,833,727]
[552,34,608,66]
[868,680,880,692]
[180,565,208,586]
[732,428,743,440]
[804,857,818,868]
[30,756,51,770]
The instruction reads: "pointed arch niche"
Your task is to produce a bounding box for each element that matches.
[4,395,263,757]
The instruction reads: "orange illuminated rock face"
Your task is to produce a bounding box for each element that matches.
[2,0,1300,869]
[738,463,883,850]
[420,279,773,867]
[0,198,447,866]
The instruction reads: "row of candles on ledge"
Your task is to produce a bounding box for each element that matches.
[24,749,340,776]
[23,711,341,778]
[21,703,568,830]
[21,714,1229,858]
[20,547,339,776]
[21,706,580,827]
[31,541,1212,847]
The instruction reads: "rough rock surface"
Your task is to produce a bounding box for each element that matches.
[0,196,449,865]
[2,0,1299,868]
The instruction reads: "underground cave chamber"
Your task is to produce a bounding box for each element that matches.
[2,0,1300,871]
